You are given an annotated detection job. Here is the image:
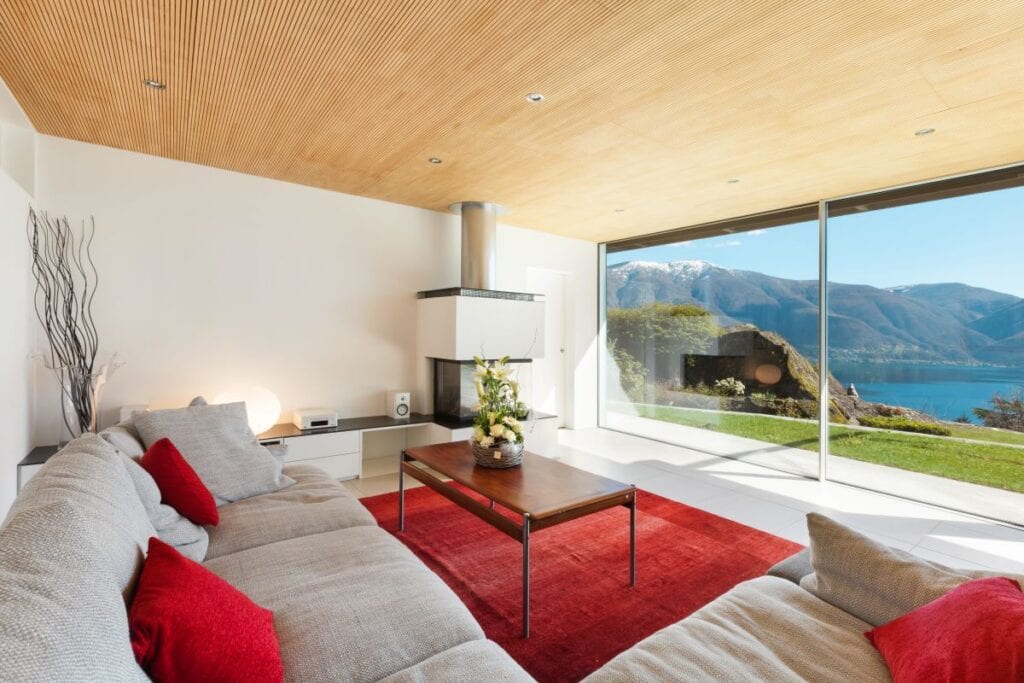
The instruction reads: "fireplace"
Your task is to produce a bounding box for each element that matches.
[417,200,544,426]
[432,358,531,424]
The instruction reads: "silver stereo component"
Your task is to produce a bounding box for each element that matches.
[292,408,339,430]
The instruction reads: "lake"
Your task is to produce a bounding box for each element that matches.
[829,361,1024,423]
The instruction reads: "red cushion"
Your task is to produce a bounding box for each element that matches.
[865,576,1024,682]
[140,438,219,526]
[129,537,284,683]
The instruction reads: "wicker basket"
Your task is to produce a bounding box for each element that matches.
[472,439,525,468]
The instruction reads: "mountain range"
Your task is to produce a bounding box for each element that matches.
[606,260,1024,364]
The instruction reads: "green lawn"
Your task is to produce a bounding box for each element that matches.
[627,404,1024,494]
[942,423,1024,447]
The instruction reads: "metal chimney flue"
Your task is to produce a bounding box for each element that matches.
[450,201,504,290]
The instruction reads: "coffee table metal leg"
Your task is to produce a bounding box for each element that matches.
[629,493,637,586]
[398,454,406,532]
[522,513,531,638]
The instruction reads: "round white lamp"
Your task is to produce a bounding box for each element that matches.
[213,386,281,434]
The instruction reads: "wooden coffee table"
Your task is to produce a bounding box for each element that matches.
[398,441,637,638]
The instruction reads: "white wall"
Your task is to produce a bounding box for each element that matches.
[0,76,35,517]
[0,75,35,196]
[495,225,597,429]
[34,135,597,441]
[0,167,34,516]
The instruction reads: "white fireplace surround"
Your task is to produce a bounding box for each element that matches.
[416,294,546,361]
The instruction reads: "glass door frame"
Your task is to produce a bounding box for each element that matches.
[599,161,1024,501]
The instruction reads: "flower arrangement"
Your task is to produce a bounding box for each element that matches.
[471,356,527,448]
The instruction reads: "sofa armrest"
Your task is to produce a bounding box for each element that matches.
[766,548,812,584]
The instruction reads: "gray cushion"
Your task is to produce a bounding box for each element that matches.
[134,401,294,506]
[766,548,812,584]
[800,512,1012,627]
[204,526,484,683]
[99,420,146,458]
[266,442,288,465]
[584,576,888,683]
[5,434,156,598]
[205,463,375,560]
[378,640,533,683]
[0,498,149,682]
[118,452,208,562]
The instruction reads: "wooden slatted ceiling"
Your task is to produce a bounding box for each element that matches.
[0,1,1022,242]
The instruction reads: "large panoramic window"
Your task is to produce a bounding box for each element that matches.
[601,210,821,478]
[826,180,1024,526]
[600,165,1024,526]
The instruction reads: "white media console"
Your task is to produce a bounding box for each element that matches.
[256,412,558,481]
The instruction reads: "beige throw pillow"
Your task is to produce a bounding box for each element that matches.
[99,420,146,458]
[799,512,1009,626]
[134,401,294,506]
[118,453,209,562]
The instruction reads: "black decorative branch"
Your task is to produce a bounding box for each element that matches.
[26,208,102,435]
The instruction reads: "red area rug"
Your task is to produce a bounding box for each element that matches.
[363,486,802,682]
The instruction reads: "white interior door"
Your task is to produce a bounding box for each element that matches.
[527,268,569,427]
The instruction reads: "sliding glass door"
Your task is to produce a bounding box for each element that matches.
[601,210,821,478]
[825,179,1024,526]
[599,164,1024,526]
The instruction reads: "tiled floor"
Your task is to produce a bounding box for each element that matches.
[344,427,1024,575]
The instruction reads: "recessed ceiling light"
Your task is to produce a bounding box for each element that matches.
[525,93,545,103]
[726,178,740,184]
[914,127,935,136]
[143,78,166,90]
[428,157,443,165]
[614,208,625,213]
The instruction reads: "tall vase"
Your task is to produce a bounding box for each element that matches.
[49,356,116,446]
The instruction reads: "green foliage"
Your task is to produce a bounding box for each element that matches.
[714,377,745,397]
[685,382,718,396]
[607,303,717,359]
[776,398,806,419]
[857,415,952,437]
[973,390,1024,433]
[610,342,648,403]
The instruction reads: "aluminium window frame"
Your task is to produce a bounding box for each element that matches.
[598,160,1024,486]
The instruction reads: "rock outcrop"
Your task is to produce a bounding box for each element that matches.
[677,325,936,424]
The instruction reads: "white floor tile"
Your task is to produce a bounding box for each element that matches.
[560,428,1024,568]
[907,545,992,571]
[774,519,811,545]
[344,473,422,498]
[915,523,1024,574]
[338,427,1024,572]
[631,470,734,506]
[694,491,807,535]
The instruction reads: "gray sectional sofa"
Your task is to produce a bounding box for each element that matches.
[586,513,1021,682]
[0,433,532,682]
[2,428,1009,682]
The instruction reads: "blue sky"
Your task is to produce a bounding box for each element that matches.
[607,186,1024,297]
